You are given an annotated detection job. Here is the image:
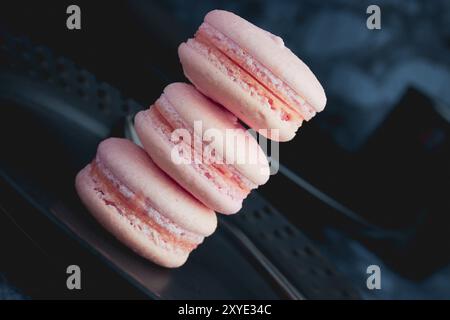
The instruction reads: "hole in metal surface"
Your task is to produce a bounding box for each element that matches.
[273,229,283,239]
[292,248,302,257]
[323,267,334,277]
[261,205,273,216]
[253,211,262,219]
[304,246,315,257]
[283,225,296,237]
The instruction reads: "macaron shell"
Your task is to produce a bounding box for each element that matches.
[179,42,298,141]
[204,10,326,112]
[163,83,270,185]
[76,165,189,268]
[135,110,242,214]
[96,138,217,236]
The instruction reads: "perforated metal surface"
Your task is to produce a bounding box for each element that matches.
[0,32,141,126]
[230,193,359,299]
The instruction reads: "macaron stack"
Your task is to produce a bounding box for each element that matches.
[76,10,326,267]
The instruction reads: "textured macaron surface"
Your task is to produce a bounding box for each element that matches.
[161,83,270,186]
[135,83,269,214]
[76,138,217,267]
[204,10,326,114]
[179,10,326,141]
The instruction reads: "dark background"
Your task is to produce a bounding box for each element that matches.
[0,0,449,299]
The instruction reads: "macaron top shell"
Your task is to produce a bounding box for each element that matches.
[204,10,326,112]
[161,83,270,186]
[96,138,217,236]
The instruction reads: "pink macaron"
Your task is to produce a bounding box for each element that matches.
[75,138,217,268]
[178,10,326,142]
[135,83,270,215]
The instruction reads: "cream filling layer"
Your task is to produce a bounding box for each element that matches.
[144,108,252,202]
[156,95,257,191]
[197,22,317,121]
[91,158,204,251]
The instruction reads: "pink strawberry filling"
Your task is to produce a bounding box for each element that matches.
[145,105,256,201]
[186,37,300,124]
[89,159,203,251]
[196,22,317,121]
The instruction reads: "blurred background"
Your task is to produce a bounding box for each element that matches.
[0,0,449,299]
